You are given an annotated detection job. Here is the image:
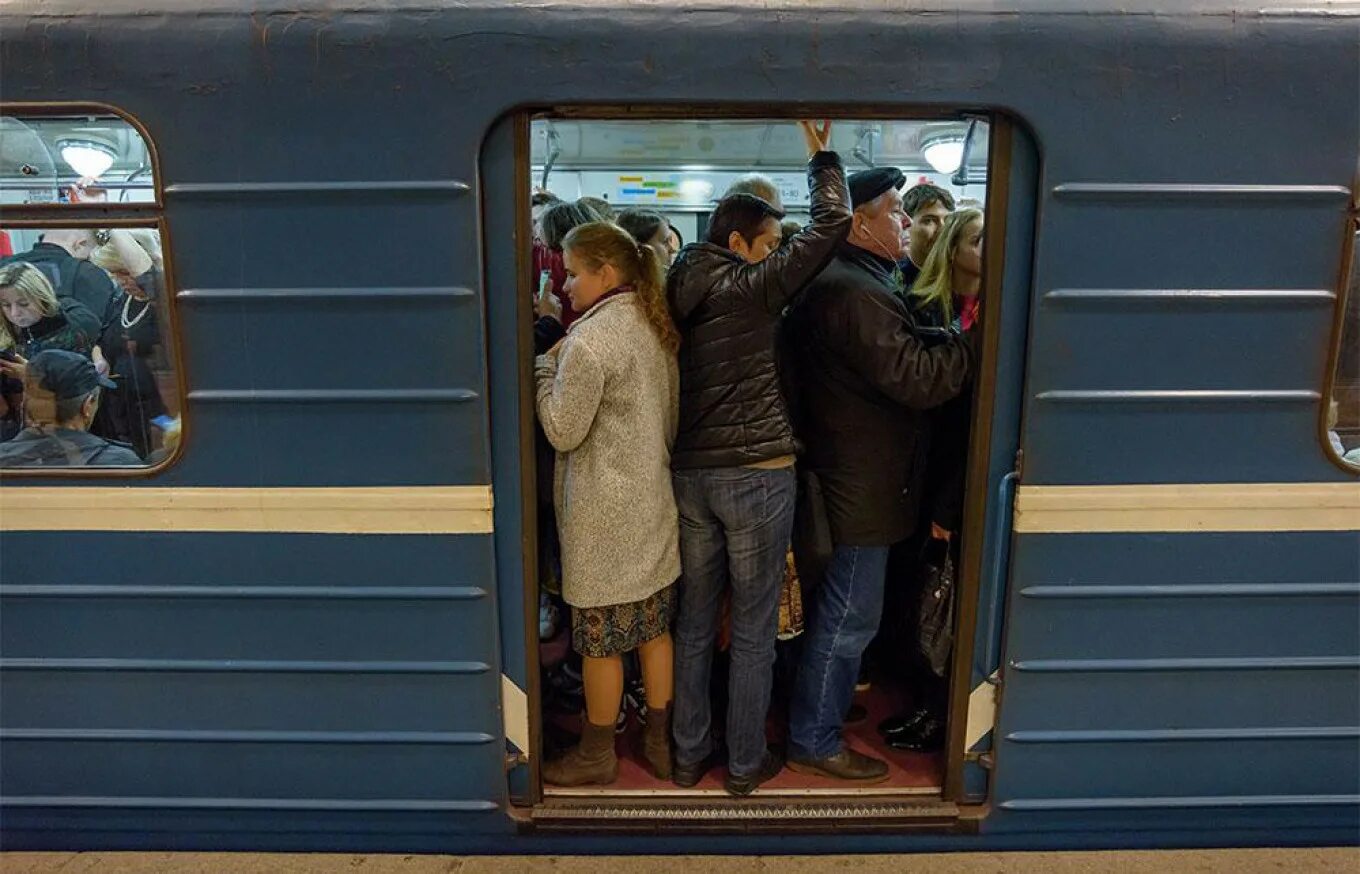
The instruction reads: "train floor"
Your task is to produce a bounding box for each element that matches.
[544,675,943,796]
[4,848,1355,873]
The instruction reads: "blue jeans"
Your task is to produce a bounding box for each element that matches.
[789,544,892,760]
[671,465,797,779]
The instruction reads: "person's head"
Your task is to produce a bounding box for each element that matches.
[21,348,117,431]
[902,183,956,267]
[38,228,98,260]
[90,229,161,298]
[846,167,909,261]
[778,220,803,249]
[0,261,60,346]
[910,208,984,323]
[666,223,682,254]
[616,209,677,267]
[561,221,680,352]
[706,193,786,264]
[540,201,599,252]
[531,191,562,242]
[723,174,783,211]
[577,196,615,221]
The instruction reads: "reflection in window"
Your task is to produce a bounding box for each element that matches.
[0,226,179,468]
[0,113,155,205]
[1328,229,1360,469]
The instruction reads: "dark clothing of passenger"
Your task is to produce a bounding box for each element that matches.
[105,276,169,460]
[914,300,973,533]
[16,298,101,359]
[0,426,141,467]
[666,151,852,469]
[898,257,922,289]
[3,243,122,341]
[782,242,975,546]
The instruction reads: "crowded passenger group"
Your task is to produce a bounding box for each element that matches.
[531,120,982,792]
[0,217,173,467]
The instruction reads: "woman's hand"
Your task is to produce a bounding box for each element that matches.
[536,286,563,323]
[0,353,27,379]
[798,119,833,156]
[930,522,953,542]
[92,346,110,377]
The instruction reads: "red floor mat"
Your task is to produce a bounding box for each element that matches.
[548,680,943,795]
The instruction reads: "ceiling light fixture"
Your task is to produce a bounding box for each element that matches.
[57,138,117,179]
[921,134,966,175]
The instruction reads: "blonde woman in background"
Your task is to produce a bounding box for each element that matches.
[90,229,170,460]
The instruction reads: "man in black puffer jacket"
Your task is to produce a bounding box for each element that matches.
[665,120,851,796]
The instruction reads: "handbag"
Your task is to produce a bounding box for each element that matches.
[916,538,956,677]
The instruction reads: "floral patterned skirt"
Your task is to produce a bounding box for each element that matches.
[571,584,676,658]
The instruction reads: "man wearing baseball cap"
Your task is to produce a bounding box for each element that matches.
[780,166,976,783]
[0,349,141,467]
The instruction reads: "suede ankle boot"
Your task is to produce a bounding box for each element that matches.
[642,703,673,780]
[543,718,618,787]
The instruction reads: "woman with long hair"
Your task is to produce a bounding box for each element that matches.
[534,220,682,786]
[908,207,983,330]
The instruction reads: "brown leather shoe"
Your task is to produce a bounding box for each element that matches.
[787,747,889,784]
[543,719,618,787]
[641,703,673,780]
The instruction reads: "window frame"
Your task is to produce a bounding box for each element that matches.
[0,102,184,478]
[0,101,163,210]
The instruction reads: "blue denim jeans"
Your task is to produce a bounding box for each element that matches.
[671,465,797,779]
[789,544,892,760]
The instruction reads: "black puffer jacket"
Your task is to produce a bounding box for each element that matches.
[667,151,851,469]
[782,243,976,546]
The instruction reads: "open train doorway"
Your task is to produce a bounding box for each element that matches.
[483,110,1031,821]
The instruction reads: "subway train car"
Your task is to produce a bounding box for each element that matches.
[0,0,1357,855]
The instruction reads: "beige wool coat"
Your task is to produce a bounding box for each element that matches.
[534,292,681,609]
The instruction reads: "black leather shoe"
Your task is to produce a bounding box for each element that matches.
[878,706,933,738]
[886,715,947,752]
[672,748,723,788]
[787,748,889,783]
[724,748,784,796]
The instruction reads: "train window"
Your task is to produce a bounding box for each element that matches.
[1325,226,1360,470]
[0,112,156,205]
[0,225,180,469]
[0,107,178,472]
[529,115,991,797]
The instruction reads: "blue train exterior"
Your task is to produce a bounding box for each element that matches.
[0,0,1356,853]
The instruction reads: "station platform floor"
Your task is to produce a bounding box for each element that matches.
[3,848,1356,873]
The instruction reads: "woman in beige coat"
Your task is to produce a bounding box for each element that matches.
[534,221,681,786]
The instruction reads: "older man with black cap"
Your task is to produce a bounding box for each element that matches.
[781,166,976,783]
[0,349,140,467]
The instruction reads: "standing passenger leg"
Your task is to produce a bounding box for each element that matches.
[671,470,729,784]
[717,466,797,793]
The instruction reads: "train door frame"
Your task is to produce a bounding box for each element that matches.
[482,106,1036,831]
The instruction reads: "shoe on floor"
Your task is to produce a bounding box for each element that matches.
[854,664,872,692]
[886,715,947,752]
[724,748,784,796]
[878,706,933,738]
[543,719,619,787]
[673,747,724,788]
[787,747,889,783]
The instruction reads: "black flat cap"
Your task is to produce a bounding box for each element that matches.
[847,167,906,209]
